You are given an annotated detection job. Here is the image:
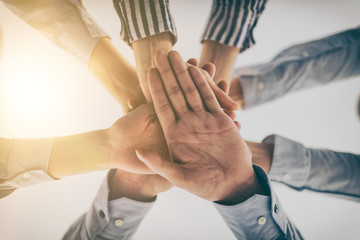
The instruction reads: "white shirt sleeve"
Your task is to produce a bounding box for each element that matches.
[2,0,108,63]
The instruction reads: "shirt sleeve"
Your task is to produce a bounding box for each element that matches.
[63,170,155,240]
[234,27,360,108]
[201,0,267,51]
[2,0,108,63]
[213,165,303,240]
[113,0,177,46]
[0,138,56,198]
[265,135,360,202]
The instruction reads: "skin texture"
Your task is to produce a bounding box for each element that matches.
[132,32,173,102]
[88,37,146,113]
[48,103,169,178]
[108,58,241,202]
[200,40,240,86]
[136,50,266,204]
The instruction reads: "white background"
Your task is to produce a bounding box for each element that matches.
[0,0,359,239]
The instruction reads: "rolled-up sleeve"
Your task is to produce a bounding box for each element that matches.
[63,170,155,240]
[265,134,360,202]
[214,165,303,240]
[2,0,108,63]
[113,0,177,46]
[0,138,56,198]
[202,0,267,51]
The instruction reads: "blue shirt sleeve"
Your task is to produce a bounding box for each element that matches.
[234,27,360,108]
[213,165,303,240]
[265,134,360,202]
[63,171,155,239]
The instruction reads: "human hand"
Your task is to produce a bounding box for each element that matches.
[106,103,169,174]
[200,40,240,85]
[229,77,245,109]
[109,169,172,201]
[133,32,173,102]
[246,141,274,173]
[136,51,264,204]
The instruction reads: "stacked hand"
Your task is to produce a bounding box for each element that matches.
[131,51,265,204]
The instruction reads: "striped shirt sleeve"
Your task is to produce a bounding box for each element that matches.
[202,0,267,51]
[113,0,177,46]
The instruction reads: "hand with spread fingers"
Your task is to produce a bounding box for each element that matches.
[136,50,265,204]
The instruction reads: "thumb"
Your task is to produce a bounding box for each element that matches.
[217,80,230,93]
[135,149,182,185]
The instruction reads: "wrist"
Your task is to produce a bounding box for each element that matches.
[246,141,274,173]
[217,168,267,205]
[109,170,157,202]
[200,40,240,84]
[133,32,173,101]
[229,78,245,109]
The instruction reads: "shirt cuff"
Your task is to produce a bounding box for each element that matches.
[213,165,287,239]
[83,171,155,239]
[59,0,108,63]
[201,0,267,51]
[0,138,56,189]
[114,0,177,46]
[2,0,108,64]
[233,64,280,109]
[264,135,310,189]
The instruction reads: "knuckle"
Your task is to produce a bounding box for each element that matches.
[167,86,181,96]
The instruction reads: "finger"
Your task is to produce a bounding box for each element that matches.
[186,58,199,67]
[234,120,241,130]
[127,96,146,110]
[135,149,183,186]
[154,51,188,117]
[217,80,230,93]
[168,51,204,112]
[188,66,222,113]
[206,76,239,111]
[224,109,236,120]
[201,62,216,79]
[148,68,176,128]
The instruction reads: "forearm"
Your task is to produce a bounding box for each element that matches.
[89,37,144,110]
[132,32,173,101]
[200,40,239,85]
[48,129,109,179]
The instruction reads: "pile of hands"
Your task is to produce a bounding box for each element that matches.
[106,50,266,205]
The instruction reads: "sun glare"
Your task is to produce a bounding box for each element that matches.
[3,64,55,128]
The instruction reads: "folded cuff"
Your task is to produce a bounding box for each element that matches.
[265,135,310,189]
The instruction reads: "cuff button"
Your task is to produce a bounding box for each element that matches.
[257,216,267,225]
[114,219,124,227]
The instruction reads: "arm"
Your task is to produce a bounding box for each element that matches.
[230,27,360,109]
[251,135,360,202]
[200,0,267,84]
[113,0,176,102]
[136,50,302,239]
[2,0,145,112]
[63,170,160,240]
[0,103,173,197]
